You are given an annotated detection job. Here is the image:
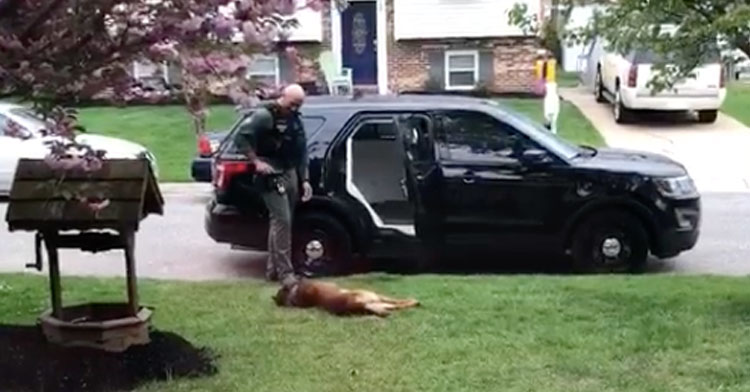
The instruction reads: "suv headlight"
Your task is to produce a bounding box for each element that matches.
[654,175,698,199]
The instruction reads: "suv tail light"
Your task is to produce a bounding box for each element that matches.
[627,65,638,88]
[213,160,249,190]
[197,134,212,157]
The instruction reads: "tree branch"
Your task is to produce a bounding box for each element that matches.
[20,0,67,42]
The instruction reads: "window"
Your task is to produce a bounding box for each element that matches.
[353,120,397,141]
[247,55,280,87]
[436,110,537,163]
[223,114,325,155]
[445,50,479,91]
[399,114,434,162]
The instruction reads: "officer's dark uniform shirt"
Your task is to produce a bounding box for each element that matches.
[234,102,308,181]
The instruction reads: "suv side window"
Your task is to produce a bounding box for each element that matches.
[221,114,325,155]
[435,110,538,164]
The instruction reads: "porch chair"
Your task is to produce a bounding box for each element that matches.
[318,50,353,96]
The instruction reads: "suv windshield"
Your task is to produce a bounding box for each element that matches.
[633,46,721,65]
[484,101,583,160]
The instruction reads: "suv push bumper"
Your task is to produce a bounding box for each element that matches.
[653,227,699,258]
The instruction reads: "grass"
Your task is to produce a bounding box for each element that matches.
[500,98,606,147]
[76,97,604,183]
[722,83,750,127]
[3,273,750,391]
[77,105,238,182]
[557,70,581,88]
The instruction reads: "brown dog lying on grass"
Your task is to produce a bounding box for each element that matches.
[273,279,420,317]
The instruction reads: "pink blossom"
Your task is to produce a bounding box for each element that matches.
[276,0,298,15]
[212,16,237,39]
[242,21,260,44]
[180,16,206,33]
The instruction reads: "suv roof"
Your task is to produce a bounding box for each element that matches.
[240,94,508,115]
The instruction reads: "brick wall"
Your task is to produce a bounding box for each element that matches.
[491,37,540,93]
[385,0,541,94]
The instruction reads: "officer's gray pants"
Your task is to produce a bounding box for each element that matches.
[261,169,298,284]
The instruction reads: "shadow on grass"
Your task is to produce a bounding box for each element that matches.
[0,325,218,392]
[370,251,676,277]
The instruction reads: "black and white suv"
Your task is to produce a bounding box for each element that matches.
[205,95,701,274]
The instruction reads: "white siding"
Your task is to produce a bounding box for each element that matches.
[227,0,323,43]
[282,6,323,42]
[394,0,540,40]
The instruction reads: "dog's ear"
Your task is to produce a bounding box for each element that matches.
[273,286,289,306]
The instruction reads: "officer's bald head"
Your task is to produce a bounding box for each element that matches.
[278,83,306,114]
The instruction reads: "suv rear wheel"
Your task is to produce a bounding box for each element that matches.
[570,211,649,273]
[293,212,354,276]
[595,68,607,103]
[614,86,633,124]
[698,110,718,123]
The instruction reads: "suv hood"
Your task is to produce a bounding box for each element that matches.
[573,147,687,177]
[75,134,147,157]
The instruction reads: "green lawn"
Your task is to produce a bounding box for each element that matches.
[557,70,581,88]
[77,105,237,182]
[722,83,750,127]
[500,98,606,147]
[78,98,604,183]
[2,273,750,391]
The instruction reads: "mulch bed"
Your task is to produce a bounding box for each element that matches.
[0,325,218,392]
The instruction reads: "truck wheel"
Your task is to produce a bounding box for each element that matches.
[293,212,354,276]
[614,87,633,124]
[595,68,607,103]
[570,211,649,274]
[698,110,718,124]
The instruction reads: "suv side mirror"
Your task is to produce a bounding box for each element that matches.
[521,149,553,166]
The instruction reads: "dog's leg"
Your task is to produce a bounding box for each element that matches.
[363,302,393,317]
[377,296,420,309]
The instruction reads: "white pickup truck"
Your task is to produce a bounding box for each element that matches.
[589,40,726,124]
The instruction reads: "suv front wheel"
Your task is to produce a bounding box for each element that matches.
[293,212,354,276]
[570,211,649,273]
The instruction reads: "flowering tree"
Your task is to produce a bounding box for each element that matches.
[0,0,341,208]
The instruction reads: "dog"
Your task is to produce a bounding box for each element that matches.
[273,279,419,317]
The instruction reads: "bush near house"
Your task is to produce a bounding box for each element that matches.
[2,273,750,392]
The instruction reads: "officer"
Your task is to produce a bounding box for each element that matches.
[235,84,313,286]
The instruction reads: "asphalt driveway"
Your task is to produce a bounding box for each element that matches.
[2,184,750,279]
[561,87,750,193]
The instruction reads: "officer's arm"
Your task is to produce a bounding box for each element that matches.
[234,109,273,161]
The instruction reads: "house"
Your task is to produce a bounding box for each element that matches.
[132,0,544,95]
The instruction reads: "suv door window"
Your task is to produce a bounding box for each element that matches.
[435,110,538,165]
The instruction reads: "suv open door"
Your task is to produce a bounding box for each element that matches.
[395,113,443,246]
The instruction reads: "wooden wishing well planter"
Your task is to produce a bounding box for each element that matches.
[5,158,164,352]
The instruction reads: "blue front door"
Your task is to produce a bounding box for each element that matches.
[342,1,377,85]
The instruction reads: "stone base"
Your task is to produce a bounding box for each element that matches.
[39,303,152,353]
